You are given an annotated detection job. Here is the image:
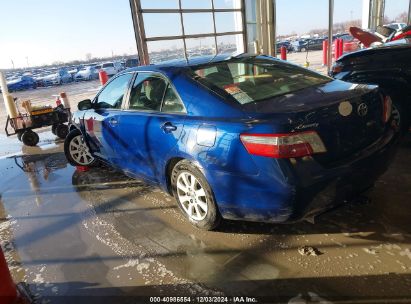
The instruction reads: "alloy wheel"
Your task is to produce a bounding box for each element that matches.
[69,135,94,165]
[176,172,208,221]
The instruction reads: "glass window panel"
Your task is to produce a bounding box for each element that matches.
[129,74,167,111]
[215,12,238,32]
[183,13,214,35]
[186,37,216,58]
[384,0,409,24]
[334,0,362,31]
[213,0,241,9]
[96,74,133,109]
[162,85,186,113]
[143,14,182,38]
[181,0,211,9]
[140,0,179,9]
[245,0,256,23]
[147,40,185,64]
[217,34,243,54]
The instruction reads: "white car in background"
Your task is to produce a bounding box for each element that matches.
[384,22,407,31]
[101,62,121,76]
[74,66,98,81]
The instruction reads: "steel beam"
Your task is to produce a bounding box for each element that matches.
[129,0,150,65]
[327,0,334,74]
[408,0,411,25]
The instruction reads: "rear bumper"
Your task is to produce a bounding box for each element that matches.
[212,128,399,223]
[289,128,399,221]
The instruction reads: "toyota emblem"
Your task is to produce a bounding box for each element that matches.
[357,103,368,117]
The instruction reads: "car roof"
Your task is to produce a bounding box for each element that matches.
[124,53,257,74]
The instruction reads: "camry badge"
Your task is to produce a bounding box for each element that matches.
[357,103,368,117]
[338,101,353,117]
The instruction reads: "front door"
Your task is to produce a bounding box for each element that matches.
[115,72,187,182]
[83,73,134,164]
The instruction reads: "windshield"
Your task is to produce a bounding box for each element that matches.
[191,57,331,105]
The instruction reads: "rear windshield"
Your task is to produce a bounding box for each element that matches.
[103,63,114,68]
[191,58,331,105]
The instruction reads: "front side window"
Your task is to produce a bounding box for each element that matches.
[95,73,133,109]
[192,58,331,105]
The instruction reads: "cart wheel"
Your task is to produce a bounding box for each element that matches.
[56,124,69,139]
[52,124,58,135]
[21,130,39,147]
[17,132,23,142]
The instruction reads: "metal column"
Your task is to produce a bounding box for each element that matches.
[408,0,411,25]
[129,0,149,65]
[369,0,385,31]
[327,0,334,74]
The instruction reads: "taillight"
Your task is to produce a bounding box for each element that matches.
[382,95,392,123]
[240,131,327,159]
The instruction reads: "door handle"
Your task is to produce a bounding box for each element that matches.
[109,118,119,127]
[161,122,177,133]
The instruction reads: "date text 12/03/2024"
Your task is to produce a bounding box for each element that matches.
[149,297,258,303]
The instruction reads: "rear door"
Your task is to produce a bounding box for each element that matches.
[83,72,134,164]
[115,72,186,182]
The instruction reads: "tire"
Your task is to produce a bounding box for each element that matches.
[51,124,58,135]
[21,130,39,146]
[171,160,221,230]
[56,124,69,139]
[17,132,23,142]
[64,129,96,167]
[392,100,409,134]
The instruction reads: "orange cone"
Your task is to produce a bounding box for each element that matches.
[0,247,18,304]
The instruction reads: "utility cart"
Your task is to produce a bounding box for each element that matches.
[5,101,70,146]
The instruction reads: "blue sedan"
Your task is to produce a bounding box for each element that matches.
[6,75,36,92]
[65,54,398,230]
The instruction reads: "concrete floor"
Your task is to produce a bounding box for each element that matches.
[0,132,411,303]
[1,53,411,303]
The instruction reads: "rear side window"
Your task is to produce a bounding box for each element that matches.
[192,58,331,105]
[128,73,185,113]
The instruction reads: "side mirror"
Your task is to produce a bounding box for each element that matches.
[78,99,92,111]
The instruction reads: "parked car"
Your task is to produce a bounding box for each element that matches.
[75,66,98,81]
[384,22,407,31]
[5,75,36,92]
[306,38,325,51]
[65,54,398,230]
[67,67,80,80]
[43,69,72,86]
[276,41,292,53]
[330,38,411,133]
[125,58,139,68]
[291,40,309,52]
[101,62,121,76]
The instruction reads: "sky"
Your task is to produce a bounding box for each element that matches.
[0,0,409,69]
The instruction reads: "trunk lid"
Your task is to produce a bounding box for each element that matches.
[242,80,386,165]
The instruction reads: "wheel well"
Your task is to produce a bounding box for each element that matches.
[69,125,78,132]
[165,157,184,196]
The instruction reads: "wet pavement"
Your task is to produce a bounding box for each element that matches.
[1,135,411,303]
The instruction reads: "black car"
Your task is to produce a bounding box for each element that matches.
[276,41,292,53]
[330,39,411,132]
[307,38,325,51]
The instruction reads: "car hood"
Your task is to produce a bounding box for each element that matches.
[338,38,411,61]
[241,80,377,114]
